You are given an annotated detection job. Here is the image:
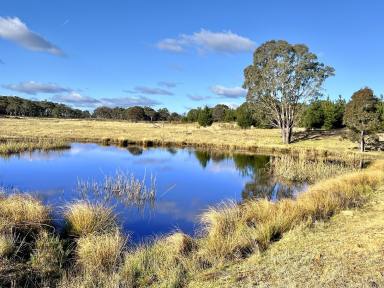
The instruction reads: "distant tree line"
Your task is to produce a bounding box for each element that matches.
[92,106,182,122]
[0,96,90,118]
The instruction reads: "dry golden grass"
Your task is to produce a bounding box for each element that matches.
[64,202,117,236]
[190,186,384,287]
[30,231,65,275]
[0,194,49,228]
[0,137,69,155]
[0,234,15,258]
[198,161,384,263]
[272,154,359,183]
[120,232,193,288]
[76,231,125,273]
[0,117,381,158]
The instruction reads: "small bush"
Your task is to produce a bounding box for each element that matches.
[197,106,213,127]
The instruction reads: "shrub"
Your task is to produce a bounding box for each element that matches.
[197,106,213,127]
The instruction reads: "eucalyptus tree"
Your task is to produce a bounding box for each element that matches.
[243,40,335,144]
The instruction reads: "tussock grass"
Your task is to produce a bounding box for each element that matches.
[0,234,15,258]
[0,194,49,229]
[121,232,195,287]
[76,231,125,273]
[198,161,384,263]
[64,202,117,236]
[30,231,65,275]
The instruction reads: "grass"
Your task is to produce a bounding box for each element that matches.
[64,202,117,236]
[0,234,15,258]
[271,154,360,183]
[76,231,125,273]
[0,137,70,155]
[0,117,382,158]
[0,194,50,229]
[0,160,383,287]
[190,186,384,288]
[77,170,156,209]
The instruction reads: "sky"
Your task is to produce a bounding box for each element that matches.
[0,0,383,113]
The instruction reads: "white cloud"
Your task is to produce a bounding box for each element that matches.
[53,93,161,109]
[0,17,64,56]
[126,86,174,96]
[210,85,247,98]
[157,29,255,54]
[3,81,71,95]
[156,38,184,52]
[53,92,100,106]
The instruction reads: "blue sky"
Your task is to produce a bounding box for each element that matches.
[0,0,383,113]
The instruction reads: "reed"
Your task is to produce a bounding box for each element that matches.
[271,154,359,183]
[76,170,156,210]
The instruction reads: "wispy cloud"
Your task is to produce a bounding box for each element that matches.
[2,81,71,95]
[53,92,100,107]
[100,96,161,107]
[53,93,161,109]
[157,29,255,54]
[187,94,212,101]
[0,17,64,56]
[125,85,174,96]
[210,85,247,98]
[158,81,178,88]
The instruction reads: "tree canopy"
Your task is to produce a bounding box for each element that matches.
[344,88,381,152]
[243,40,335,143]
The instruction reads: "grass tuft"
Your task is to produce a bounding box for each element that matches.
[0,234,15,258]
[0,194,49,229]
[64,202,117,236]
[76,231,125,273]
[30,231,65,275]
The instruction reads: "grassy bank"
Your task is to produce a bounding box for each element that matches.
[0,137,70,155]
[190,187,384,288]
[0,117,382,159]
[0,160,383,287]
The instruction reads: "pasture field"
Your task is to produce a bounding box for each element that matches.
[0,117,382,159]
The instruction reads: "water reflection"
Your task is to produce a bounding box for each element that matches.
[193,150,300,201]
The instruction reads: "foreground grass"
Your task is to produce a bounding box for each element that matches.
[190,186,384,287]
[0,161,383,287]
[0,117,382,158]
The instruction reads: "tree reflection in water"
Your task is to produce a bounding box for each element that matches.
[194,150,300,201]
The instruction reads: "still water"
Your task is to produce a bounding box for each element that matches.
[0,143,304,241]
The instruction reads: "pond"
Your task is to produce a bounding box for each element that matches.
[0,143,305,241]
